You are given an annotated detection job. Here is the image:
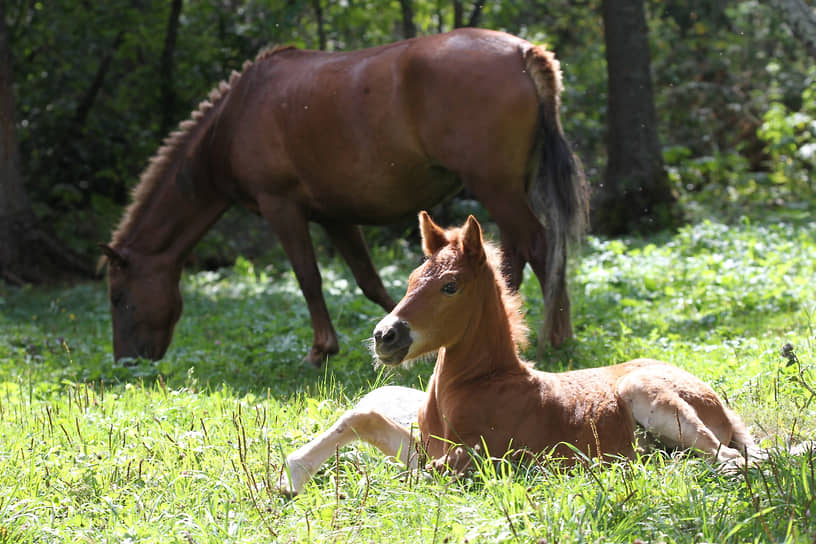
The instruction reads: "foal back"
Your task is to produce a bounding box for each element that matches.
[487,358,754,464]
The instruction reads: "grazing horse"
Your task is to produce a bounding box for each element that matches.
[100,28,587,366]
[278,212,757,495]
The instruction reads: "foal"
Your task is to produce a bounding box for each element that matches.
[278,212,755,495]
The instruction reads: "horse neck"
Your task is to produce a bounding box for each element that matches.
[117,160,230,266]
[433,274,524,385]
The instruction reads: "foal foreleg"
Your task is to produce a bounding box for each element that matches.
[278,408,418,496]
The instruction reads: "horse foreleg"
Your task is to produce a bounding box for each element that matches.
[278,407,419,496]
[258,197,338,367]
[321,222,395,311]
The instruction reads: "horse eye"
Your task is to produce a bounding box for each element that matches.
[441,282,458,295]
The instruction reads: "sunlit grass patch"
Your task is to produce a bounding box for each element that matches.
[0,215,814,541]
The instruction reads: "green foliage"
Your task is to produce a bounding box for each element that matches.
[6,0,816,260]
[649,1,816,216]
[1,214,815,541]
[758,68,816,195]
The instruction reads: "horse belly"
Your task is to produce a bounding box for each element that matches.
[234,59,459,222]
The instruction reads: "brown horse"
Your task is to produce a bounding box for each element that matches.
[100,28,587,366]
[278,212,758,495]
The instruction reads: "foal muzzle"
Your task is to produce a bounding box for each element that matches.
[373,315,412,365]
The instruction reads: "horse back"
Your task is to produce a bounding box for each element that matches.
[212,29,543,222]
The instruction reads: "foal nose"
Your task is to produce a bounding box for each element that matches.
[374,319,410,348]
[373,316,412,365]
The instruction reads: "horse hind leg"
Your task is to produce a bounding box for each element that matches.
[473,189,572,348]
[321,222,395,311]
[278,390,422,496]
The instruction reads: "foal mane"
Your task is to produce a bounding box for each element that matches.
[449,227,529,352]
[108,46,296,248]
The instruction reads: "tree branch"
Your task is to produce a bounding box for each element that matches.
[73,30,124,128]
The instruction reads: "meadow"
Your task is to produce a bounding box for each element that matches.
[0,208,814,543]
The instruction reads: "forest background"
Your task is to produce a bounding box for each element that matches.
[1,0,815,282]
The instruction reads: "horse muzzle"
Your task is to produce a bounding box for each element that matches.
[373,315,412,365]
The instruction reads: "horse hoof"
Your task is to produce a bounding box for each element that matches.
[302,346,335,368]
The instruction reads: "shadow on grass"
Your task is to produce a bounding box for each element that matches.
[0,261,430,401]
[3,211,813,402]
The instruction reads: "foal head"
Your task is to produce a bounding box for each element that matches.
[373,211,527,365]
[100,245,183,361]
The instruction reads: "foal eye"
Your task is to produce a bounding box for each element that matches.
[441,282,458,295]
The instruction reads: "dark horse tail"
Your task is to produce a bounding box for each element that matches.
[523,45,589,346]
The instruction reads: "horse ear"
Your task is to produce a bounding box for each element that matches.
[419,211,448,256]
[98,244,128,269]
[461,215,485,264]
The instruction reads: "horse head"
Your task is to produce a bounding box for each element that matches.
[100,244,183,362]
[373,211,488,365]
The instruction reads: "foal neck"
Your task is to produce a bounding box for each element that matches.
[435,274,526,384]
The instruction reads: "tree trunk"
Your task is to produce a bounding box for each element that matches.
[453,0,464,28]
[0,3,93,284]
[160,0,183,136]
[468,0,485,27]
[453,0,484,28]
[312,0,327,50]
[398,0,416,39]
[0,0,35,284]
[766,0,816,60]
[595,0,678,235]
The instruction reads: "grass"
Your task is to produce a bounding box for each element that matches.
[1,211,815,542]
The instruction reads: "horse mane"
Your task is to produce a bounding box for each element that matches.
[108,46,297,248]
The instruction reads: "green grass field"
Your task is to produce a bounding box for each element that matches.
[1,212,814,543]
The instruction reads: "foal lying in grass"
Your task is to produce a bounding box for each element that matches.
[279,212,757,496]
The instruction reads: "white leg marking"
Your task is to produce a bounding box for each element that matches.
[278,408,418,496]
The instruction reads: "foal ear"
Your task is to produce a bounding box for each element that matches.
[461,215,485,264]
[98,244,128,269]
[419,211,448,256]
